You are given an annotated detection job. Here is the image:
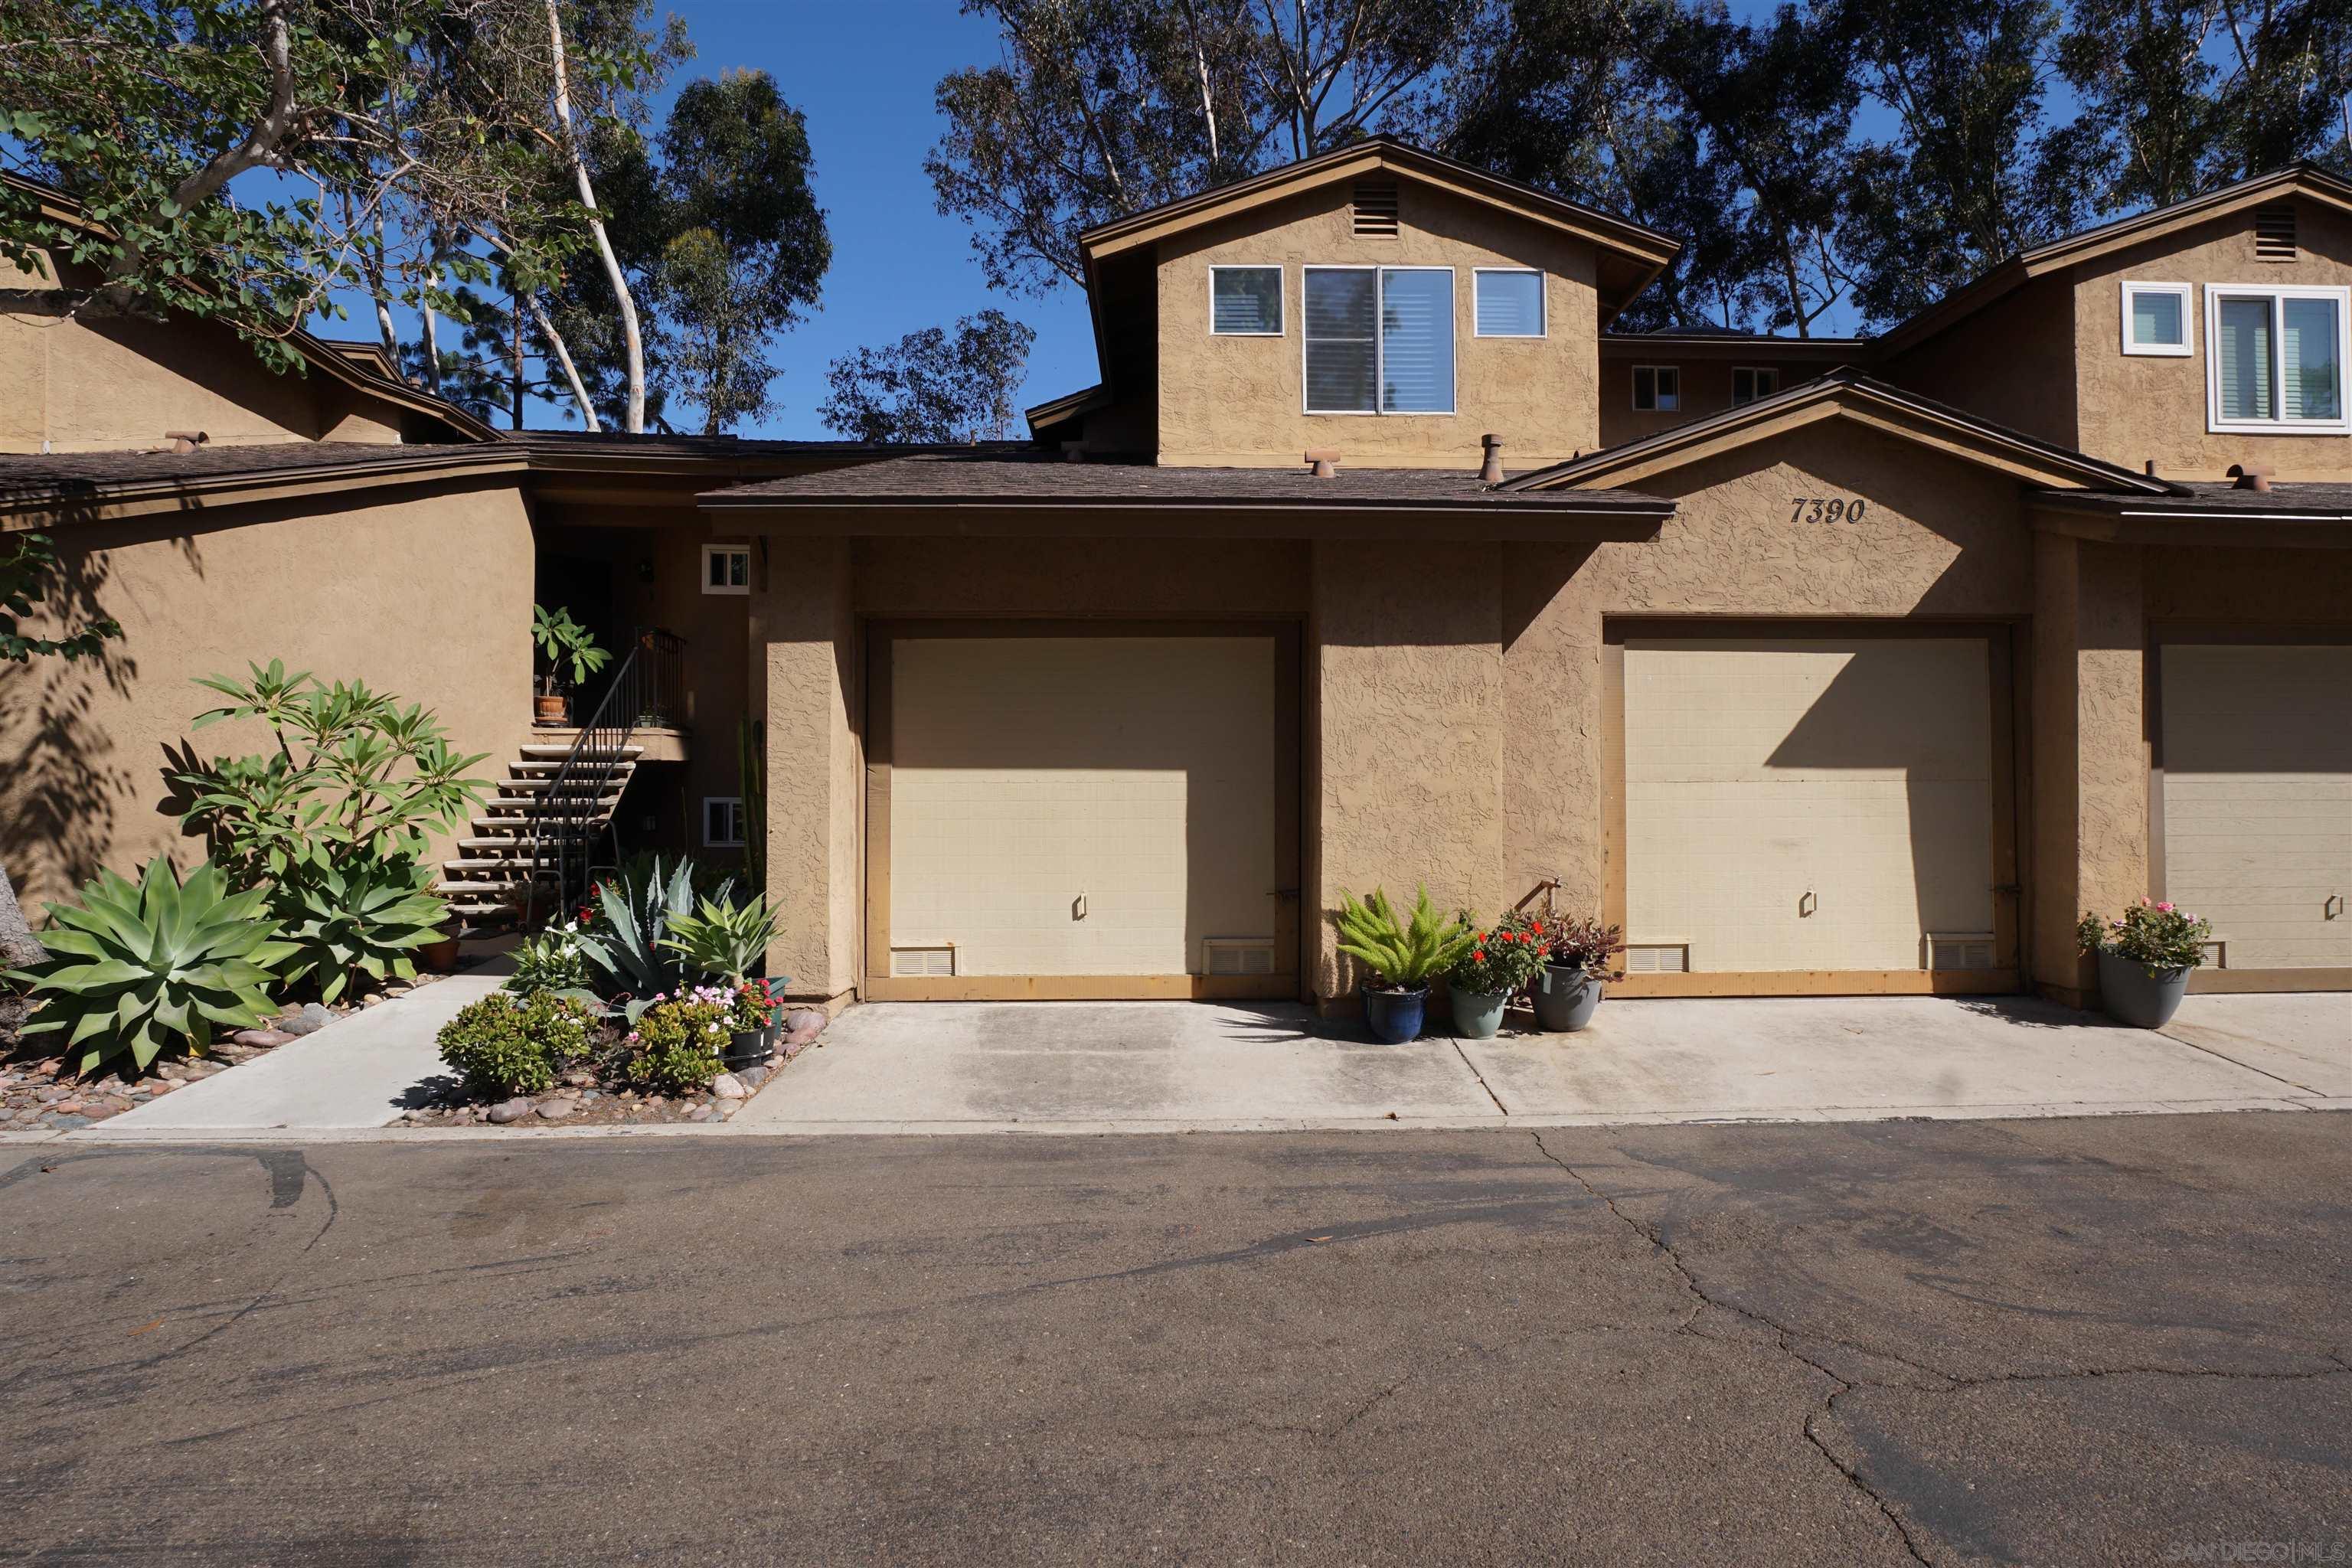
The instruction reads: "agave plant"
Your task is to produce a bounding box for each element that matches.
[1331,886,1477,991]
[8,859,294,1075]
[270,858,449,1003]
[661,893,783,986]
[579,857,735,1018]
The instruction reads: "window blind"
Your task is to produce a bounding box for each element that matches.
[2282,296,2340,419]
[1379,268,1453,413]
[2216,296,2273,421]
[1304,269,1377,412]
[1210,267,1282,335]
[2130,289,2183,348]
[1475,270,1543,335]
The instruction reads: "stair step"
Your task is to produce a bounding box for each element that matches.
[496,779,629,794]
[456,838,538,852]
[511,759,638,776]
[519,744,643,760]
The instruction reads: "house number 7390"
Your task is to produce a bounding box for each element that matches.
[1790,496,1867,524]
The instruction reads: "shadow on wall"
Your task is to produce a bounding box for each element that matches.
[0,518,144,906]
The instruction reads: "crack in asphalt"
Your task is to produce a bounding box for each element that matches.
[1524,1129,2352,1567]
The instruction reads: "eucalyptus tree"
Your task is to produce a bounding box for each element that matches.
[819,311,1038,444]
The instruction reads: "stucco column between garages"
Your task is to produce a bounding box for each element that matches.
[1310,541,1509,1005]
[2030,531,2148,1006]
[748,532,859,1008]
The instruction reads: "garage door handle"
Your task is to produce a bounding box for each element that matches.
[1798,890,1818,918]
[1073,891,1088,921]
[2328,893,2344,921]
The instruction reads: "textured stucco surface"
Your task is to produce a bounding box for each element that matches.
[0,480,534,907]
[0,252,402,454]
[1155,183,1602,468]
[1880,276,2081,452]
[1311,541,1507,996]
[1596,354,1862,449]
[2073,202,2352,479]
[753,535,858,999]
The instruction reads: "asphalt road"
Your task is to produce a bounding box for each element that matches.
[4,1116,2349,1566]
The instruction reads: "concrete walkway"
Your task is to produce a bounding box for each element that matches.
[731,992,2352,1134]
[88,974,496,1137]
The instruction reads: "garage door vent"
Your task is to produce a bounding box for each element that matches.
[890,943,958,978]
[1924,933,1997,971]
[1204,937,1277,976]
[1624,942,1690,973]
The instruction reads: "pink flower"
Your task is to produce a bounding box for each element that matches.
[2155,901,2174,913]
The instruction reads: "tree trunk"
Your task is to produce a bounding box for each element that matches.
[511,289,527,429]
[0,862,47,971]
[421,269,444,397]
[524,294,599,431]
[547,0,647,433]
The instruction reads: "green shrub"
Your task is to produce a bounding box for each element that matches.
[623,994,727,1093]
[271,857,449,1003]
[507,925,595,998]
[436,991,593,1099]
[1446,910,1550,997]
[1331,886,1475,991]
[2076,900,2212,973]
[9,859,292,1075]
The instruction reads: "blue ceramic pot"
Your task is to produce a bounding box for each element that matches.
[1362,984,1428,1044]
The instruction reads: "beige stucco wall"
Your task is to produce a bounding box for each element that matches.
[2073,201,2352,479]
[752,535,860,1001]
[1596,354,1862,449]
[0,479,535,909]
[1154,183,1602,469]
[1879,279,2081,452]
[0,251,403,453]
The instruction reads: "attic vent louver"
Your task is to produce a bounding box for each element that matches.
[2255,204,2297,262]
[1352,181,1400,237]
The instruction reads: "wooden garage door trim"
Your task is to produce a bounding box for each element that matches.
[1602,618,2024,998]
[861,618,1305,1002]
[2149,622,2352,995]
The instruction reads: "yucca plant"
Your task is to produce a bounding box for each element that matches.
[661,893,782,986]
[8,859,293,1075]
[270,858,450,1003]
[1331,886,1477,991]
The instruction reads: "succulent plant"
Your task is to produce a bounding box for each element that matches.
[269,857,449,1003]
[9,858,293,1075]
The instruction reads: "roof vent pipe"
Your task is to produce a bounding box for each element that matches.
[165,430,209,454]
[1305,448,1339,479]
[1478,433,1504,485]
[2227,463,2272,492]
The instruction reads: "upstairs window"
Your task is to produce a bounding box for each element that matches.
[702,544,750,594]
[1210,266,1282,335]
[2122,281,2192,356]
[2207,285,2349,433]
[1474,269,1545,337]
[1632,364,1680,412]
[1303,266,1455,414]
[1731,366,1779,405]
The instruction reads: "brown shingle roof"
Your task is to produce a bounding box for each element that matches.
[703,452,1672,512]
[0,442,511,505]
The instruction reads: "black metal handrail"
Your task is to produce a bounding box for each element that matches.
[521,626,682,925]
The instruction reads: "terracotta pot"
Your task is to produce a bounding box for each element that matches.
[534,693,570,724]
[419,934,461,973]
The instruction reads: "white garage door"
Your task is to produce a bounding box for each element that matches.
[1625,636,1998,976]
[2161,643,2352,972]
[887,635,1279,981]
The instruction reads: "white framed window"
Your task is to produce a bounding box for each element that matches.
[1632,364,1680,412]
[1209,265,1283,335]
[1473,267,1545,337]
[2205,284,2350,433]
[2122,281,2193,356]
[1731,366,1779,406]
[704,796,746,848]
[1303,265,1455,414]
[702,544,750,595]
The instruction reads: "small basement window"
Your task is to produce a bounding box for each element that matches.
[1731,366,1779,405]
[1632,364,1680,412]
[704,796,746,848]
[702,544,750,595]
[1209,265,1282,335]
[1473,268,1545,337]
[2121,281,2192,356]
[2207,284,2350,433]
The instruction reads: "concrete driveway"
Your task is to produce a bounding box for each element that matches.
[733,991,2351,1134]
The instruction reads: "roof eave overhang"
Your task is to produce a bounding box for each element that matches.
[1,451,527,527]
[2030,495,2352,548]
[691,495,1672,542]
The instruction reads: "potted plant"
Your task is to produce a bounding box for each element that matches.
[659,892,785,1067]
[1443,910,1548,1040]
[419,921,462,973]
[2076,900,2210,1028]
[1532,915,1625,1032]
[531,604,611,725]
[1332,886,1476,1044]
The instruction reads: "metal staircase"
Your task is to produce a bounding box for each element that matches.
[436,628,682,925]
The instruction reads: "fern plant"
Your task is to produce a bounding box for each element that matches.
[1331,886,1476,991]
[9,859,293,1074]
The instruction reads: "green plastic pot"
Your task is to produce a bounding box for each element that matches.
[1451,988,1509,1040]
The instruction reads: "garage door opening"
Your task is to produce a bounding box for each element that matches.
[1608,626,2019,996]
[865,625,1301,1001]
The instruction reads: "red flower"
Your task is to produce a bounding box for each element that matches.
[1473,947,1487,961]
